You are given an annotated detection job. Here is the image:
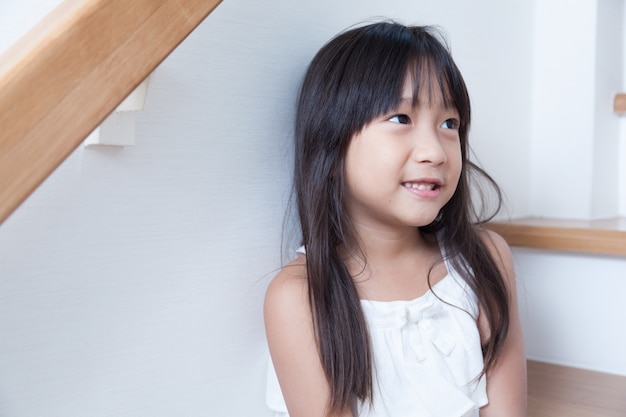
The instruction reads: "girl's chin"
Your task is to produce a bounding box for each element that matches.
[406,213,441,228]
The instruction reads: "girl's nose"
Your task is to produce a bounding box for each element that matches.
[411,128,447,165]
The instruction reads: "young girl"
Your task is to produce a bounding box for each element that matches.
[264,21,527,417]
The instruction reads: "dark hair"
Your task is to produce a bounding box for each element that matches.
[293,21,509,415]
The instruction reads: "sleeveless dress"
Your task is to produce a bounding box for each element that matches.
[265,250,488,417]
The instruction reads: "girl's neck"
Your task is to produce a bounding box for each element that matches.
[345,222,432,267]
[343,224,444,301]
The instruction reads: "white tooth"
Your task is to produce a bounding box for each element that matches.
[408,183,437,190]
[406,183,436,190]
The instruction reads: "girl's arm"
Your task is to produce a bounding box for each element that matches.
[264,257,353,417]
[479,230,528,417]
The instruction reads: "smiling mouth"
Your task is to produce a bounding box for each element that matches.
[402,182,440,191]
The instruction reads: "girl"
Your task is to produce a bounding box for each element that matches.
[265,21,527,417]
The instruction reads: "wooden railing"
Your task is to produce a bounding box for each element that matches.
[488,217,626,257]
[0,0,222,224]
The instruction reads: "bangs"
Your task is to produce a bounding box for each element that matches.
[405,58,460,110]
[329,23,470,133]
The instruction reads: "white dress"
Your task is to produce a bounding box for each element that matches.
[266,252,488,417]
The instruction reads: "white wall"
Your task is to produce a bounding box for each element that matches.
[515,248,626,375]
[530,0,598,219]
[530,0,624,219]
[0,0,61,53]
[593,0,623,218]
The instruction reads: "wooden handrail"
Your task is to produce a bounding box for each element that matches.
[488,217,626,257]
[0,0,222,224]
[614,93,626,113]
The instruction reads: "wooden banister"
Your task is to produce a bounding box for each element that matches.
[488,217,626,257]
[0,0,222,224]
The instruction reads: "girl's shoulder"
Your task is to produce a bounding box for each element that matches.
[476,228,515,283]
[473,228,518,342]
[265,254,307,296]
[264,254,310,329]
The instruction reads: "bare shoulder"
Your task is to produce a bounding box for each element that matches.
[477,228,512,258]
[264,254,309,318]
[477,228,515,283]
[264,254,313,349]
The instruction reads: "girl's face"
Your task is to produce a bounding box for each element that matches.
[343,80,462,232]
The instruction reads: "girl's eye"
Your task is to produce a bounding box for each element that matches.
[440,118,459,129]
[388,114,411,125]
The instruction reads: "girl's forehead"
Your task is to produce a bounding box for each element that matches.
[398,76,454,109]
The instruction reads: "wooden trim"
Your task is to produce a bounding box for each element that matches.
[487,217,626,257]
[0,0,222,224]
[614,93,626,113]
[528,360,626,417]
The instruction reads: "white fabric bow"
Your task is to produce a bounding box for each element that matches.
[401,300,457,361]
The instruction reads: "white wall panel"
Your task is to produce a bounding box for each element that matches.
[515,248,626,376]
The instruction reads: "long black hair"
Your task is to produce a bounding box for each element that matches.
[293,21,509,415]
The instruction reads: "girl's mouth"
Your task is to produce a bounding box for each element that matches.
[402,181,442,198]
[403,182,439,191]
